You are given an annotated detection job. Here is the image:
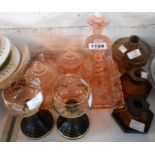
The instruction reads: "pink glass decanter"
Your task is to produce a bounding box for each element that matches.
[24,52,58,110]
[80,15,124,109]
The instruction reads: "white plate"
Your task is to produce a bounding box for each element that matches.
[148,54,155,87]
[0,39,30,89]
[0,36,11,67]
[0,45,21,83]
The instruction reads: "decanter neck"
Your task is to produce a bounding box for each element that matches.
[127,35,140,50]
[88,16,109,35]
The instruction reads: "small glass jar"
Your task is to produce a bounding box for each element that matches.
[25,52,58,110]
[121,68,152,100]
[112,35,152,74]
[57,50,83,74]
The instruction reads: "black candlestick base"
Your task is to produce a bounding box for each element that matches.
[112,109,154,133]
[21,110,54,139]
[112,96,154,133]
[57,114,89,139]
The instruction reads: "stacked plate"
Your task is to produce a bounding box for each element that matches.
[0,36,30,89]
[148,54,155,87]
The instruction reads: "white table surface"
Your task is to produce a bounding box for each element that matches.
[0,89,155,142]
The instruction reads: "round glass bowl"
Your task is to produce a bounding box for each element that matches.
[53,74,90,118]
[2,76,43,117]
